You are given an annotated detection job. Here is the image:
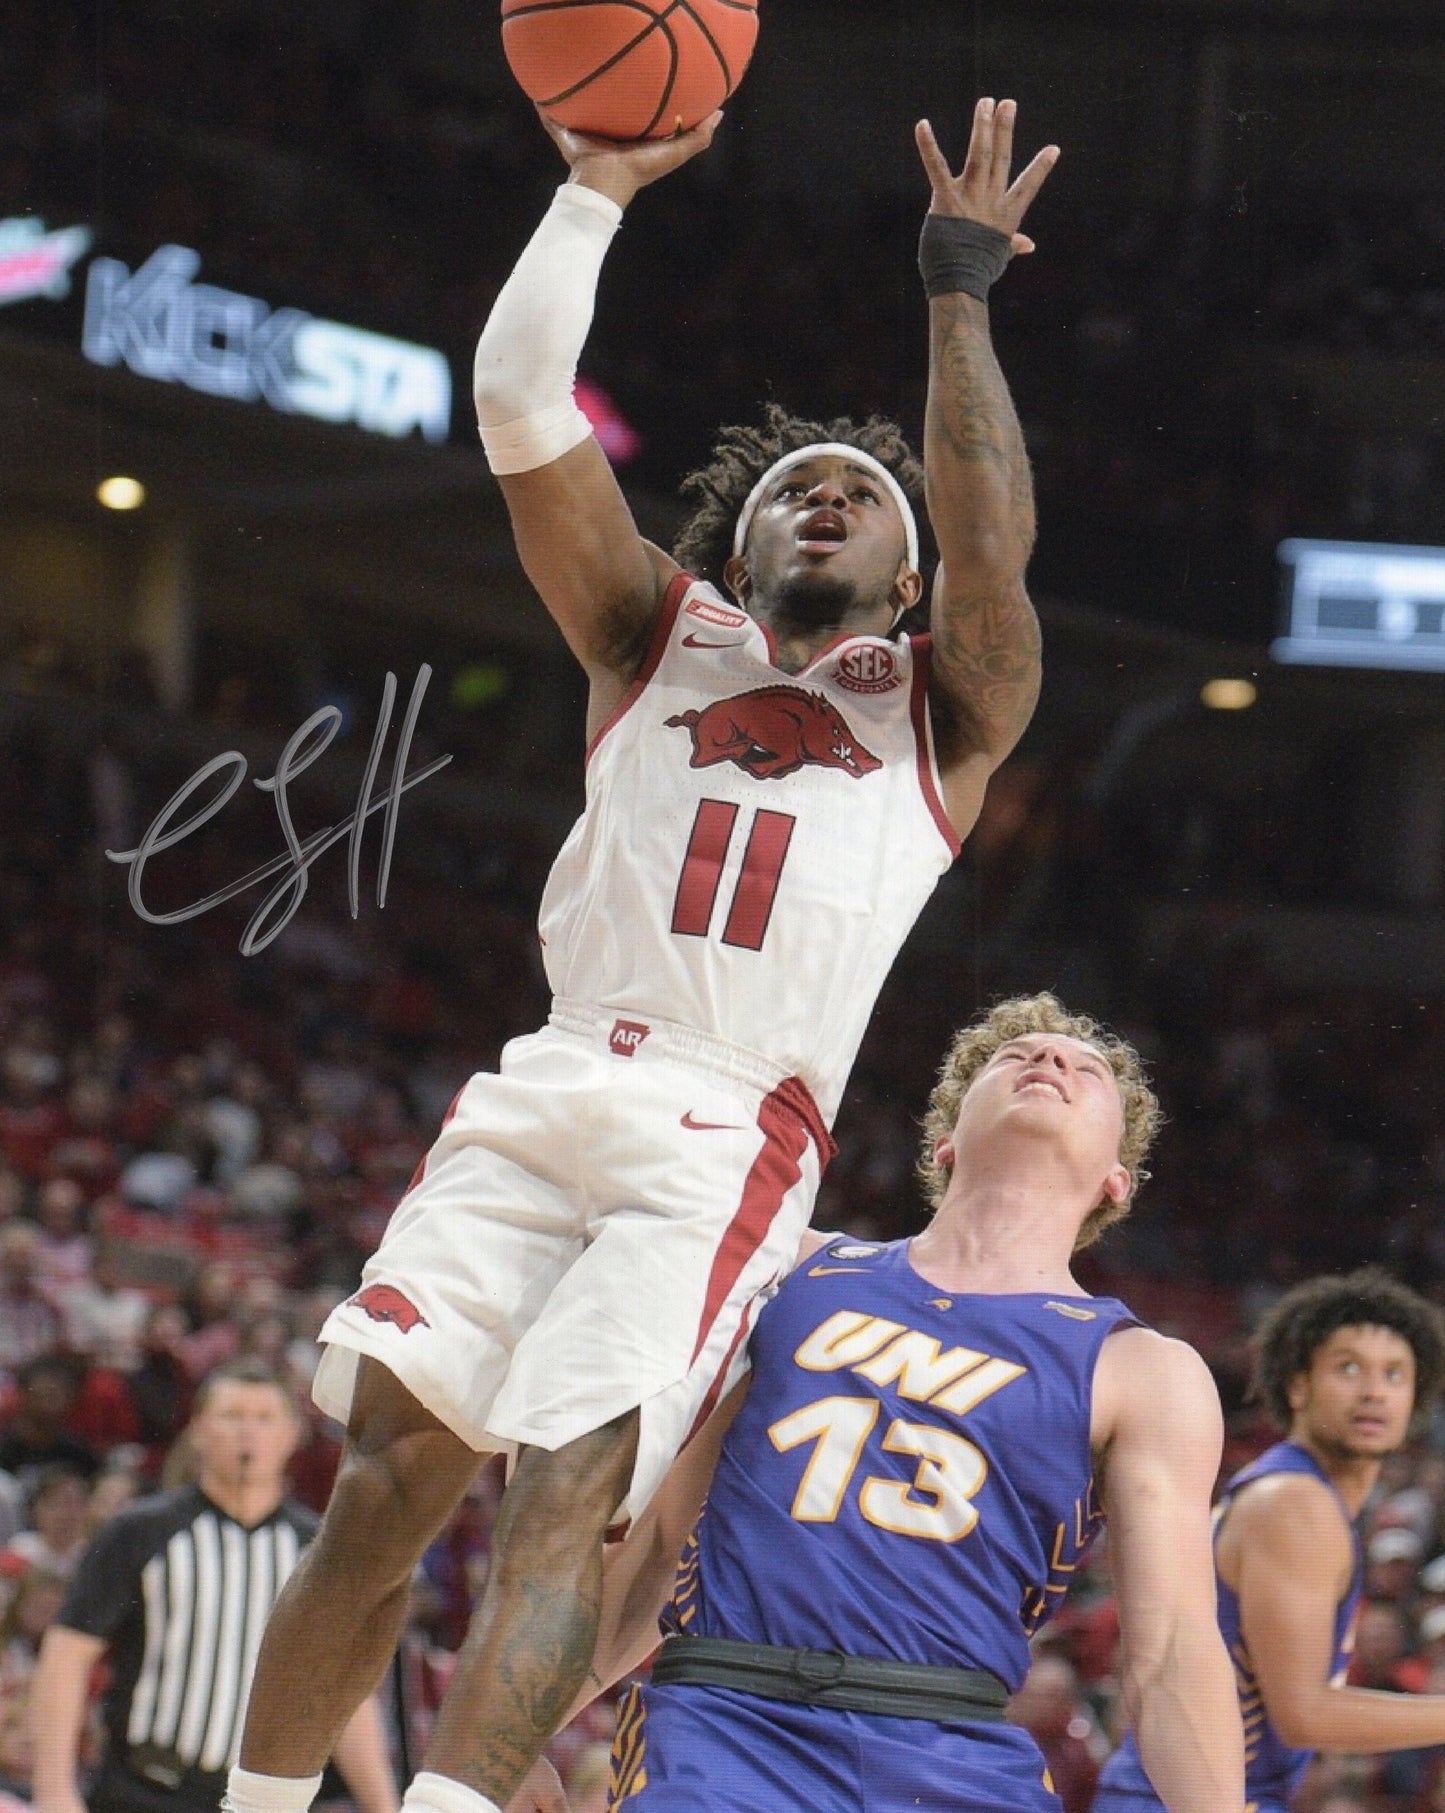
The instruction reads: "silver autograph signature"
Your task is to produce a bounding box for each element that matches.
[106,665,452,954]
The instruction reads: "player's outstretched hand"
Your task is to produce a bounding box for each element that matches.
[915,100,1059,256]
[538,106,722,209]
[504,1755,569,1813]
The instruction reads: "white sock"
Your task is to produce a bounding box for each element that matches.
[223,1767,324,1813]
[402,1771,503,1813]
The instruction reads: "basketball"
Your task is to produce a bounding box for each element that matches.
[501,0,759,142]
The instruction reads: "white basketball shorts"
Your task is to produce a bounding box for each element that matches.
[313,999,833,1520]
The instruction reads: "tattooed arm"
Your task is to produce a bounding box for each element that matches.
[915,100,1057,835]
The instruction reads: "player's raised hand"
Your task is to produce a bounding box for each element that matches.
[915,100,1059,256]
[538,105,723,208]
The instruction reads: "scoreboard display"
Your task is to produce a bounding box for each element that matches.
[1274,538,1445,672]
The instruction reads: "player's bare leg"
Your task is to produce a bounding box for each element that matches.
[237,1360,482,1779]
[420,1408,640,1806]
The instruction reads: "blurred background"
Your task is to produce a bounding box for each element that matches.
[6,0,1445,1805]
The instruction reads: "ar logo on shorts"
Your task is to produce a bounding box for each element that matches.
[609,1018,650,1057]
[352,1283,429,1332]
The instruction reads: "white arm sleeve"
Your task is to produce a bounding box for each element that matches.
[472,181,624,475]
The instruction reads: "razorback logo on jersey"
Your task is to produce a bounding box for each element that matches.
[685,597,748,629]
[666,686,881,781]
[351,1283,429,1332]
[835,644,904,695]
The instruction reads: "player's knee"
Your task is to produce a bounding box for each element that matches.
[320,1427,474,1584]
[314,1451,429,1582]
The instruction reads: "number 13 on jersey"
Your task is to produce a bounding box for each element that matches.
[671,799,796,952]
[768,1396,988,1543]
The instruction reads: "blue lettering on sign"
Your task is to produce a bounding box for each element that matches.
[82,245,451,442]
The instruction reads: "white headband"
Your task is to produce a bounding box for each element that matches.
[731,441,920,573]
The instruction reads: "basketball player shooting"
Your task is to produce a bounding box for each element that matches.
[226,98,1058,1813]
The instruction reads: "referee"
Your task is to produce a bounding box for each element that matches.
[29,1359,397,1813]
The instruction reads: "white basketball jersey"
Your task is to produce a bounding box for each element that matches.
[538,573,961,1122]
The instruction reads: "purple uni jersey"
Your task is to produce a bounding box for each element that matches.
[1094,1440,1364,1813]
[608,1237,1140,1813]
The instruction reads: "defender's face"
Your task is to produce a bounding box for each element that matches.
[943,1034,1129,1207]
[1289,1324,1416,1459]
[730,455,915,620]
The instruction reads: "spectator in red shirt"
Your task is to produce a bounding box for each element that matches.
[0,1048,64,1183]
[176,1263,242,1381]
[1347,1599,1418,1694]
[32,1178,94,1305]
[46,1077,122,1198]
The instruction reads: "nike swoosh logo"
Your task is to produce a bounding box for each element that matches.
[807,1265,870,1277]
[681,1112,746,1131]
[682,633,746,649]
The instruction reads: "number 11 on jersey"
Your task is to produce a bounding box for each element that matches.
[671,798,796,952]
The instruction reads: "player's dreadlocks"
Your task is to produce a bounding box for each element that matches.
[673,403,928,594]
[1252,1267,1445,1431]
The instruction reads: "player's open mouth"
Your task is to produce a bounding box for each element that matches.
[1016,1073,1068,1101]
[797,509,847,553]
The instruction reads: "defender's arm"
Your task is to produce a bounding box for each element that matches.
[1096,1327,1245,1813]
[575,1377,749,1708]
[915,101,1054,833]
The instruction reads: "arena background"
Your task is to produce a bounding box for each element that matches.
[6,0,1445,1805]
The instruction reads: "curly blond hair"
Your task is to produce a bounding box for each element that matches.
[916,993,1162,1250]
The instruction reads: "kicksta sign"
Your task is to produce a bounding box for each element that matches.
[82,244,452,443]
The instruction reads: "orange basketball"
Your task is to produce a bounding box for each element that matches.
[501,0,759,142]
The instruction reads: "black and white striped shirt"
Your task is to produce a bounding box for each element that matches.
[58,1486,317,1797]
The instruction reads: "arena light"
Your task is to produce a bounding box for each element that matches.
[1200,678,1256,711]
[97,475,145,511]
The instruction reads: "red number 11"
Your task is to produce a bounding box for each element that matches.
[671,799,796,952]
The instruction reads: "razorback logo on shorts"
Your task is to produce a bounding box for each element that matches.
[351,1283,429,1332]
[666,686,881,781]
[835,644,904,695]
[609,1019,650,1057]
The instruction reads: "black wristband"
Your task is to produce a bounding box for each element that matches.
[918,213,1013,301]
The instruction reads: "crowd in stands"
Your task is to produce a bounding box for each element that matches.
[7,1,1445,641]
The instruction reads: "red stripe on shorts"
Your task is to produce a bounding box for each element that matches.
[688,1077,835,1366]
[403,1083,467,1195]
[682,1297,757,1450]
